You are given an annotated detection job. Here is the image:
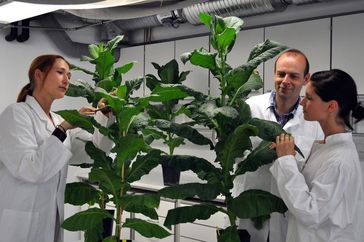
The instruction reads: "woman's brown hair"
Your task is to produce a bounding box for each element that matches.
[17,54,70,102]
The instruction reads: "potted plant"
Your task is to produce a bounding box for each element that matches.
[57,35,186,242]
[155,13,303,242]
[144,59,213,186]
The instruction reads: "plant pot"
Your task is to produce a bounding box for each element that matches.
[162,163,180,186]
[99,209,115,241]
[216,229,251,242]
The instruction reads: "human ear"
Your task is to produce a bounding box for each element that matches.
[328,100,339,113]
[34,69,44,82]
[303,73,310,85]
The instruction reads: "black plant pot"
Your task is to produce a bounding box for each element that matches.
[99,209,115,241]
[98,209,134,242]
[216,229,251,242]
[162,163,180,186]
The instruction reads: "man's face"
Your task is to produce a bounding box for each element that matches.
[274,53,309,102]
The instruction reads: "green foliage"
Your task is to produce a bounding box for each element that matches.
[155,13,293,242]
[145,59,198,155]
[60,35,172,241]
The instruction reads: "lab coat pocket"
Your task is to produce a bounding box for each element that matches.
[0,209,38,242]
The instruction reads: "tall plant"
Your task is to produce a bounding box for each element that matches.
[143,59,213,186]
[58,36,186,242]
[156,13,302,242]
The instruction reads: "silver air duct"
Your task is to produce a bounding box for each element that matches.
[182,0,288,25]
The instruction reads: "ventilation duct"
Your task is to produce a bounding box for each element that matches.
[182,0,288,25]
[290,0,331,5]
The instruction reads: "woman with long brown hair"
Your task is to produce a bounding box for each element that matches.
[0,54,112,242]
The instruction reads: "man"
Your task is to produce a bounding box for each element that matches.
[232,49,324,242]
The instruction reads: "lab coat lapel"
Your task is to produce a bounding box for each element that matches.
[25,96,54,133]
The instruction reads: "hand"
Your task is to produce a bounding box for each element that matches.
[275,133,296,157]
[97,97,112,117]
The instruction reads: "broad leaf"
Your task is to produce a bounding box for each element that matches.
[127,149,162,183]
[159,183,220,201]
[123,218,171,239]
[62,207,114,231]
[56,109,94,133]
[229,189,287,219]
[164,203,221,229]
[119,194,159,220]
[160,155,221,183]
[235,140,276,175]
[215,124,258,173]
[64,182,100,206]
[189,48,217,72]
[154,119,213,147]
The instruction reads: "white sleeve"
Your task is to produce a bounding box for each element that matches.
[0,105,72,183]
[270,155,351,228]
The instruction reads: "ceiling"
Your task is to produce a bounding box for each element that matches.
[1,0,364,54]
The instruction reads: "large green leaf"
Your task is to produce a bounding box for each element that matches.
[113,135,149,163]
[64,182,100,206]
[199,101,238,119]
[157,59,179,84]
[235,140,276,175]
[217,27,237,54]
[106,35,124,51]
[189,48,217,72]
[56,109,94,133]
[164,203,221,229]
[116,61,135,75]
[159,183,220,201]
[62,207,114,231]
[127,149,162,183]
[248,39,288,63]
[89,168,121,198]
[154,119,213,147]
[85,141,113,170]
[229,189,287,219]
[160,155,221,183]
[66,81,95,103]
[123,218,171,239]
[95,51,115,82]
[248,118,285,141]
[248,118,304,157]
[216,124,258,173]
[118,194,160,219]
[150,85,189,102]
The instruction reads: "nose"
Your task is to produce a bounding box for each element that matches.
[62,74,70,87]
[300,97,306,106]
[281,74,291,85]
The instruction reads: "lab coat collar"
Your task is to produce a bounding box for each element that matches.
[324,132,352,144]
[25,95,57,132]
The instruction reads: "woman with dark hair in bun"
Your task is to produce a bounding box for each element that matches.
[270,69,364,242]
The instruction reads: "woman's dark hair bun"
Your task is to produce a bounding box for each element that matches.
[352,102,364,123]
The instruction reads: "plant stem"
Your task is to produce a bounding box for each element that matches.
[228,84,244,106]
[116,131,127,241]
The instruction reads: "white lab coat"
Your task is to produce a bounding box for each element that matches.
[270,132,364,242]
[0,95,113,242]
[232,92,324,242]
